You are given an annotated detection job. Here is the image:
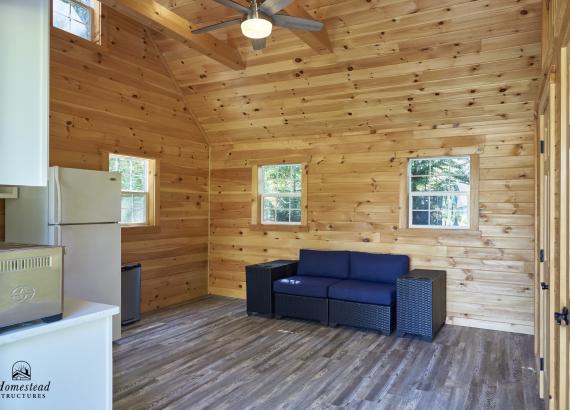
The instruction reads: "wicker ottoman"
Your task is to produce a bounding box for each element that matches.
[396,269,446,341]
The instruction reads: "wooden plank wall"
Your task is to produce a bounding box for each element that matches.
[535,0,570,407]
[156,0,542,143]
[0,8,209,313]
[156,0,546,334]
[50,9,209,312]
[210,123,536,334]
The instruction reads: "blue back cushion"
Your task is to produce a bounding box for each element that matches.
[297,249,350,279]
[349,252,409,284]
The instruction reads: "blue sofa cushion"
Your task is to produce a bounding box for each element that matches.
[350,251,409,284]
[273,276,342,298]
[297,249,350,279]
[328,280,396,305]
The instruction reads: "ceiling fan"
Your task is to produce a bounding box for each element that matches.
[191,0,324,50]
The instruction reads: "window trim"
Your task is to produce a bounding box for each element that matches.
[251,162,308,231]
[51,0,102,45]
[408,155,471,230]
[399,154,479,232]
[102,151,160,231]
[259,164,303,225]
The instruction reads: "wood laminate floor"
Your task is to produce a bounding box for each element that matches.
[113,296,543,410]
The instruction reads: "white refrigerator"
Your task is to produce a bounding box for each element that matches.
[5,167,122,340]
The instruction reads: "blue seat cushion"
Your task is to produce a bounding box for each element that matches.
[297,249,350,279]
[328,280,396,305]
[273,276,342,298]
[350,251,409,284]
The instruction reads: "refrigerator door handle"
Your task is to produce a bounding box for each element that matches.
[54,167,62,224]
[49,225,61,247]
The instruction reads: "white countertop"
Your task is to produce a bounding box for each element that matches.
[0,298,119,346]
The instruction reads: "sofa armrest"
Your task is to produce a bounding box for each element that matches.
[246,260,298,278]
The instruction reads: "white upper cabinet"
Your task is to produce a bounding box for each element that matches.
[0,0,49,187]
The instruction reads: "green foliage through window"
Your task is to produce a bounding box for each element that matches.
[409,157,470,229]
[260,164,302,224]
[109,154,149,225]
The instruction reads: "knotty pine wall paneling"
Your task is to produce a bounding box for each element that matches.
[155,0,541,143]
[535,0,570,407]
[210,125,537,334]
[39,8,207,312]
[153,0,541,334]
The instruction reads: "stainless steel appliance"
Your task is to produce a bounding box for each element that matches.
[5,166,122,340]
[0,243,63,330]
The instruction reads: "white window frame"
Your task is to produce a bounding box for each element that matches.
[408,155,471,230]
[52,0,96,42]
[109,153,150,226]
[259,164,302,225]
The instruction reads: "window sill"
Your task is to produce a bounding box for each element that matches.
[51,27,104,51]
[120,224,160,235]
[397,228,481,235]
[249,224,309,232]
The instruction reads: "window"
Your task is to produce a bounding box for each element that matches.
[408,156,471,229]
[109,154,158,226]
[52,0,100,42]
[259,164,303,224]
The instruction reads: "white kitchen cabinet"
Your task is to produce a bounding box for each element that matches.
[0,0,49,187]
[0,299,118,410]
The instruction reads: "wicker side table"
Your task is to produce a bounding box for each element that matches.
[397,269,446,341]
[245,260,298,317]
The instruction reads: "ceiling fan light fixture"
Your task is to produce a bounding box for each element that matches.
[241,17,272,39]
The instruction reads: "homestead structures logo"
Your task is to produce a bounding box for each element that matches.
[11,361,31,381]
[0,361,51,400]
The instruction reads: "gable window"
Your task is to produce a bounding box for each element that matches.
[108,153,158,227]
[260,164,302,224]
[408,156,471,229]
[52,0,100,42]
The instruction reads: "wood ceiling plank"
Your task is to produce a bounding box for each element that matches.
[99,0,245,70]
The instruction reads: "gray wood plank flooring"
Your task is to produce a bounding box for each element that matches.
[113,296,543,410]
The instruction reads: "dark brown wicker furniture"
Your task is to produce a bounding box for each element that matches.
[396,269,447,341]
[270,250,408,334]
[245,260,298,317]
[329,299,396,335]
[274,293,329,325]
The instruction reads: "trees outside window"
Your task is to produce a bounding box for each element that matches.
[408,156,471,229]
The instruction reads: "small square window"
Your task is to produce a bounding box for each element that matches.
[259,164,303,225]
[109,154,158,226]
[408,156,471,229]
[53,0,100,42]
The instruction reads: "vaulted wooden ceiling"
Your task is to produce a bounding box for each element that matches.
[147,0,541,143]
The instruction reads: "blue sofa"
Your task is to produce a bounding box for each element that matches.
[273,249,409,335]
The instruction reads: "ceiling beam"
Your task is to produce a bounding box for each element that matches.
[282,2,333,54]
[99,0,245,70]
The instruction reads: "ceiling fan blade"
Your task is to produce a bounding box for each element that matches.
[213,0,250,14]
[272,14,323,31]
[192,18,242,34]
[259,0,294,16]
[251,37,267,50]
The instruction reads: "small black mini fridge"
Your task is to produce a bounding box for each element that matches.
[121,263,141,325]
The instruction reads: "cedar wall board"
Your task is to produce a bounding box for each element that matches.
[0,9,209,312]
